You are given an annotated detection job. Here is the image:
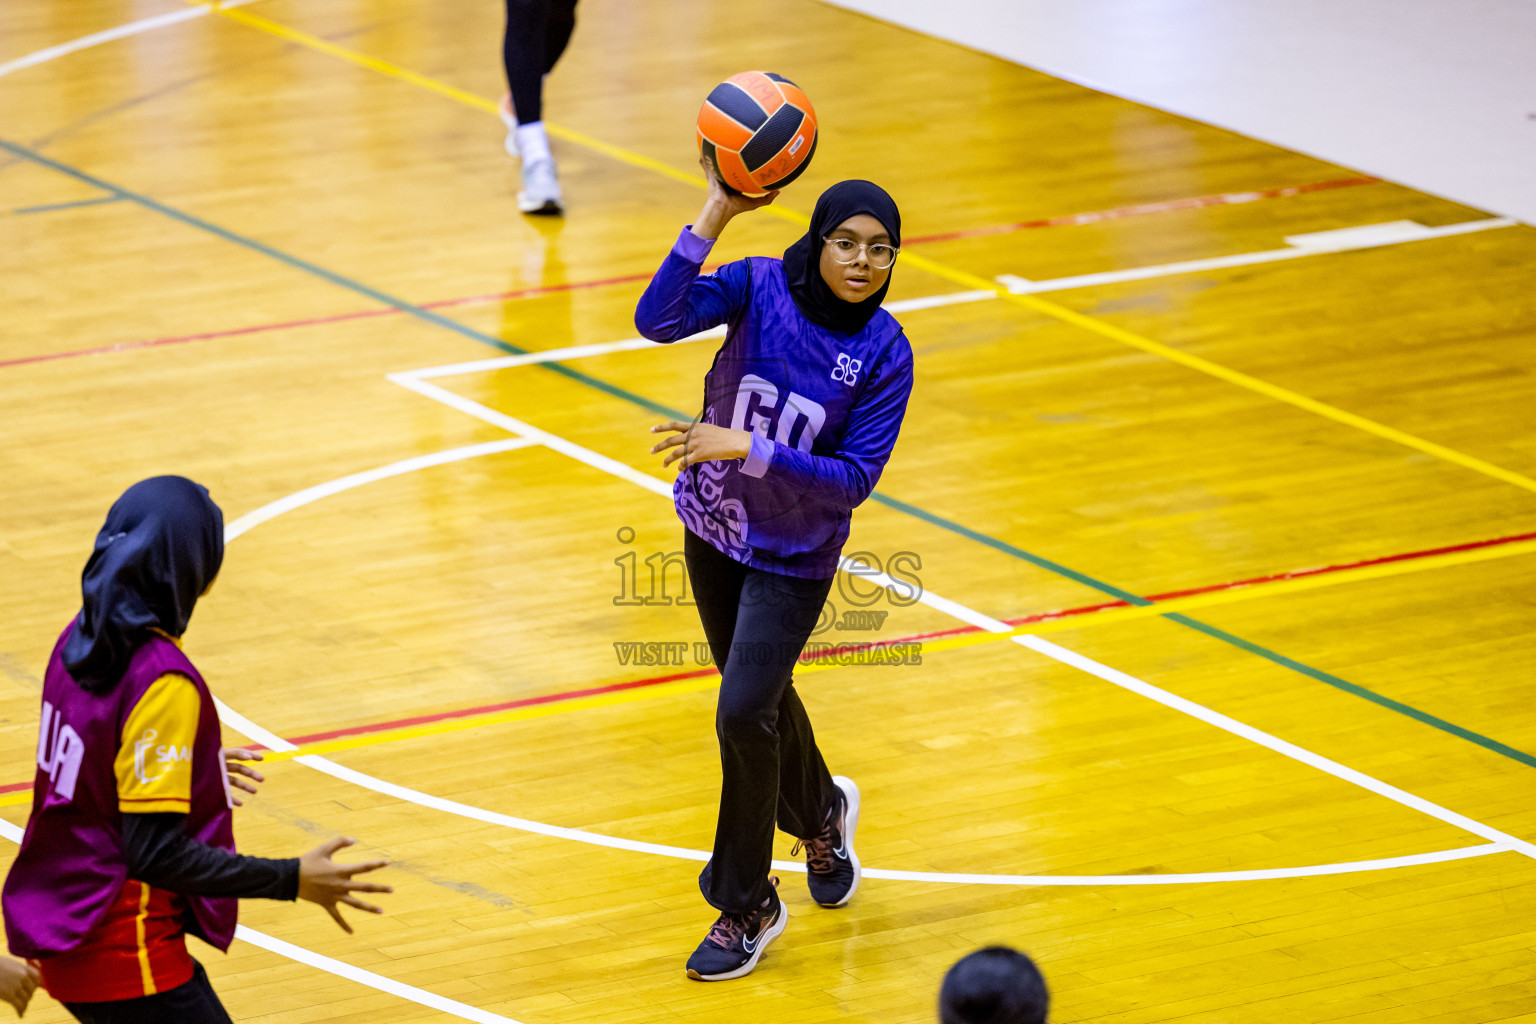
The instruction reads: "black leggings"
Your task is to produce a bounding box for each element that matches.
[502,0,578,124]
[684,530,840,914]
[64,961,232,1024]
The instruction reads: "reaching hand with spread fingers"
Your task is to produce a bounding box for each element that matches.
[297,837,392,934]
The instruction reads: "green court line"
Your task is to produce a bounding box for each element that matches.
[1164,614,1536,770]
[870,492,1149,603]
[6,135,1530,772]
[0,137,683,420]
[878,491,1536,768]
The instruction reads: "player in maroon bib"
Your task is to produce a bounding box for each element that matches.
[3,477,393,1022]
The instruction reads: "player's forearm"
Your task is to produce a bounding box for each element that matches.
[690,195,737,240]
[122,812,300,899]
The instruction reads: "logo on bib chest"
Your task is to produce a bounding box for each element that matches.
[831,353,862,387]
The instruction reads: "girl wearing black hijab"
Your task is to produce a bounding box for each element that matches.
[635,167,914,981]
[3,477,391,1022]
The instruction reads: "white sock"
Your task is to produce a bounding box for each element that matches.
[515,121,552,165]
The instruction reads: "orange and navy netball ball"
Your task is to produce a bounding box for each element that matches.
[696,71,818,195]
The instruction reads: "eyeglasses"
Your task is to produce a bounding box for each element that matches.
[823,236,900,269]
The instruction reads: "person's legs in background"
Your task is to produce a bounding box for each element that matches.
[500,0,577,213]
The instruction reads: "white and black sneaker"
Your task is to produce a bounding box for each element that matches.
[685,877,787,981]
[517,157,563,215]
[793,775,861,908]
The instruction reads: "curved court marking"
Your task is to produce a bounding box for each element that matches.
[224,438,538,541]
[2,5,1518,1016]
[207,701,1516,887]
[0,820,523,1024]
[7,136,1533,769]
[204,441,1530,883]
[0,0,262,80]
[6,22,1528,881]
[0,444,536,1024]
[393,345,1536,768]
[9,513,1527,799]
[204,7,1536,498]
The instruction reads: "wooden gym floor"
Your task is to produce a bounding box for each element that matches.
[2,1,1534,1021]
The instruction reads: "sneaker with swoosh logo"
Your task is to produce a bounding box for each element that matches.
[792,776,861,907]
[685,877,786,981]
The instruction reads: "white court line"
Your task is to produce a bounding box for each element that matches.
[402,285,1002,382]
[192,363,1533,884]
[1014,636,1536,859]
[232,927,521,1024]
[0,0,263,80]
[995,217,1517,295]
[406,329,727,381]
[0,818,523,1023]
[0,442,537,1024]
[226,439,538,541]
[211,698,1509,885]
[387,374,674,498]
[884,288,998,313]
[385,376,1043,633]
[402,219,1518,386]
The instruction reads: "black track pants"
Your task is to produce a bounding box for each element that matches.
[502,0,578,124]
[684,529,840,914]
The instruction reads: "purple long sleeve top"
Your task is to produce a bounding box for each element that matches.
[635,227,914,579]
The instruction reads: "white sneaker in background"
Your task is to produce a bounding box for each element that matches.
[517,158,563,215]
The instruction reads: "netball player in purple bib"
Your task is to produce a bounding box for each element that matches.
[636,167,913,980]
[2,477,391,1022]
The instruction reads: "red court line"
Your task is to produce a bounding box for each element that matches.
[2,176,1383,371]
[284,669,721,747]
[266,526,1536,751]
[0,271,659,371]
[902,175,1382,245]
[0,527,1527,794]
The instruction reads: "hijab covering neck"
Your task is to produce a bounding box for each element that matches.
[781,179,901,335]
[62,476,224,693]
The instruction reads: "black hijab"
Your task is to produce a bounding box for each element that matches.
[62,476,224,693]
[782,179,902,335]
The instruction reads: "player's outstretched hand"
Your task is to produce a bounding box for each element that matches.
[298,837,392,934]
[0,957,38,1018]
[221,747,265,806]
[692,156,778,239]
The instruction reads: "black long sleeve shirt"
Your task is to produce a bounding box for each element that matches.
[122,813,299,900]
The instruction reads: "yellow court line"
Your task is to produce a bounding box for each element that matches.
[0,537,1527,806]
[919,534,1536,658]
[259,533,1536,756]
[208,6,708,192]
[0,528,1518,799]
[260,676,723,762]
[199,5,1536,497]
[903,250,1536,497]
